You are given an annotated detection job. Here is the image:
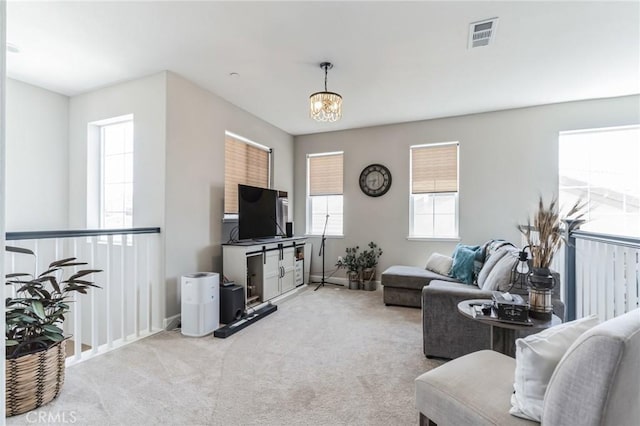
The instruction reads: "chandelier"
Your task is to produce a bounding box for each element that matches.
[309,62,342,122]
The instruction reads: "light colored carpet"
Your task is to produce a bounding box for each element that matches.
[7,286,444,425]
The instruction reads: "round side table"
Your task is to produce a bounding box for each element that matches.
[457,299,562,357]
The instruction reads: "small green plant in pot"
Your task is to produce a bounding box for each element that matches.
[336,246,360,290]
[358,242,383,291]
[5,246,101,416]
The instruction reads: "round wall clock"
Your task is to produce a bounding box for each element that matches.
[359,164,392,197]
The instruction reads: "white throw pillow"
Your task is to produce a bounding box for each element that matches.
[509,314,600,421]
[425,253,453,276]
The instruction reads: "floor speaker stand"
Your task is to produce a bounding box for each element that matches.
[313,214,343,291]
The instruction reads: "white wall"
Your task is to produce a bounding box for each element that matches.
[294,95,640,280]
[5,78,69,230]
[68,73,167,229]
[164,72,294,317]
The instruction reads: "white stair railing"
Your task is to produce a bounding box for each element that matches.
[4,228,162,366]
[571,231,639,322]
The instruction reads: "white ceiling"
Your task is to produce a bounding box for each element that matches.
[6,1,640,136]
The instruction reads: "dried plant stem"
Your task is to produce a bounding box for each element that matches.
[521,196,586,269]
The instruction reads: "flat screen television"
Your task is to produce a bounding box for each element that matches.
[238,184,288,240]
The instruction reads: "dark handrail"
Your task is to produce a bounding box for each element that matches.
[571,230,640,249]
[6,227,161,241]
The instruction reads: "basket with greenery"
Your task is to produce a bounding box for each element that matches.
[5,246,101,416]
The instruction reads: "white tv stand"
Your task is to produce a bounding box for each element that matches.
[222,237,309,309]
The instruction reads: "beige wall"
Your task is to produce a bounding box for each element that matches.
[6,79,69,230]
[164,72,294,317]
[293,95,640,281]
[68,72,167,229]
[22,70,294,321]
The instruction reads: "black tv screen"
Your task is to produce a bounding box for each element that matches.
[238,184,278,240]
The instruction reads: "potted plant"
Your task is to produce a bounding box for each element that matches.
[5,246,101,416]
[336,246,360,290]
[520,196,585,319]
[358,242,383,291]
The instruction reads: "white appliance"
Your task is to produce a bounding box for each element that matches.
[181,272,219,337]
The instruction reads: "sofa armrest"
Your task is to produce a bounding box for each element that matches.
[422,281,493,359]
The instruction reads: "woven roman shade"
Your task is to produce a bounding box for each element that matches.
[224,135,270,214]
[309,153,343,196]
[411,144,458,194]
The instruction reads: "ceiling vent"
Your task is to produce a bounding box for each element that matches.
[468,18,498,49]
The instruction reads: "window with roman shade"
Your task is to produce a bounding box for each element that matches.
[307,152,344,235]
[224,132,271,216]
[410,142,459,238]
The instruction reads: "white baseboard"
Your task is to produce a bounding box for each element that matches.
[163,314,181,330]
[309,275,348,286]
[308,275,381,287]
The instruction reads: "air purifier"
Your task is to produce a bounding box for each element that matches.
[181,272,219,337]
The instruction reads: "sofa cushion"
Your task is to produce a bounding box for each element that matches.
[425,253,453,276]
[451,244,479,284]
[381,266,457,290]
[510,314,600,422]
[483,246,520,291]
[416,350,536,425]
[477,248,508,288]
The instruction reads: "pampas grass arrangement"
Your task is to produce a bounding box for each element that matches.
[521,196,586,269]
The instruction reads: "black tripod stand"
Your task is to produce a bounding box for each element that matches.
[314,214,343,291]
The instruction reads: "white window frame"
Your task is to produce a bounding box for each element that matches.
[87,115,135,243]
[306,151,344,237]
[408,142,460,240]
[99,120,134,230]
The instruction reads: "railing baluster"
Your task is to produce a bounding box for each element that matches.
[611,246,624,319]
[9,251,16,299]
[631,250,640,311]
[33,240,39,277]
[147,237,152,333]
[73,239,82,362]
[597,243,608,322]
[91,236,99,355]
[591,241,600,317]
[106,235,113,349]
[621,248,634,314]
[133,235,139,338]
[121,237,126,342]
[575,239,584,319]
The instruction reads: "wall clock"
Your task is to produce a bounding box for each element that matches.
[359,164,392,197]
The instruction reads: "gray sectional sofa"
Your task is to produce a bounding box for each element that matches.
[382,243,565,359]
[415,308,640,426]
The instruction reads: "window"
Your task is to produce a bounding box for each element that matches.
[307,152,343,236]
[559,125,639,237]
[100,119,133,229]
[409,142,459,238]
[224,132,271,217]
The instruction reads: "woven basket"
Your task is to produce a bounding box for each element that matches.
[5,340,66,416]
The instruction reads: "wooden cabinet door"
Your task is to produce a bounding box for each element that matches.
[280,247,296,293]
[263,250,280,301]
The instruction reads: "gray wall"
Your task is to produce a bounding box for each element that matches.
[5,79,69,230]
[164,72,294,318]
[68,72,167,230]
[293,95,640,281]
